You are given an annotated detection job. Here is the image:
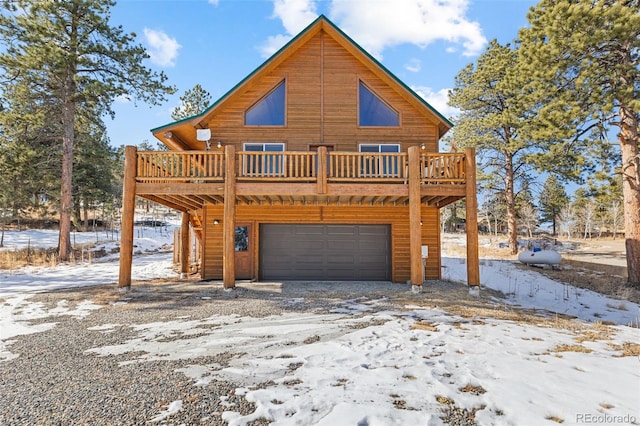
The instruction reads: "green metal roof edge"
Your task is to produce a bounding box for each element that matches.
[150,114,198,133]
[151,14,453,133]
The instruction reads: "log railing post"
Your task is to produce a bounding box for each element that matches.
[118,145,137,288]
[465,147,480,287]
[408,146,423,287]
[223,145,236,289]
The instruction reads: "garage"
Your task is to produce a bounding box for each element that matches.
[259,224,391,281]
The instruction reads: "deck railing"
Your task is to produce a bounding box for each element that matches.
[137,151,224,182]
[421,153,466,184]
[237,151,316,181]
[328,152,408,182]
[135,150,466,185]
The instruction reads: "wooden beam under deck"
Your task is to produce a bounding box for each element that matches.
[139,194,189,213]
[137,180,462,206]
[136,182,224,195]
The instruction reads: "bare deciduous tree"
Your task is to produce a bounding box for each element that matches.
[519,204,538,239]
[558,205,576,240]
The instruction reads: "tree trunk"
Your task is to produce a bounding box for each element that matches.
[83,200,89,232]
[505,155,518,255]
[619,102,640,287]
[58,82,75,261]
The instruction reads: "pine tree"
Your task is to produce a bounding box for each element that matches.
[0,0,175,260]
[539,175,569,236]
[0,77,61,223]
[519,0,640,286]
[73,122,119,231]
[449,41,544,254]
[171,84,212,121]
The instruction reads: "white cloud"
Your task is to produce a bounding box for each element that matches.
[260,0,318,57]
[262,0,487,60]
[404,58,421,73]
[329,0,487,58]
[143,28,181,67]
[274,0,318,34]
[259,34,295,58]
[411,85,459,119]
[208,0,219,5]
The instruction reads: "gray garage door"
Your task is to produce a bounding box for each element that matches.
[259,224,391,280]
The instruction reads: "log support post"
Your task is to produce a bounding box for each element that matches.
[223,145,236,289]
[118,145,137,289]
[408,146,423,286]
[465,147,480,287]
[317,146,327,194]
[180,211,190,278]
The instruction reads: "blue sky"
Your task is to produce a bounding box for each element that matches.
[107,0,539,148]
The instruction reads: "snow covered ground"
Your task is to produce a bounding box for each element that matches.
[1,228,638,425]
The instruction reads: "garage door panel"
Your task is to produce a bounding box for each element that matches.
[294,225,325,235]
[358,225,386,234]
[327,227,356,235]
[327,256,355,264]
[260,224,390,281]
[328,241,356,250]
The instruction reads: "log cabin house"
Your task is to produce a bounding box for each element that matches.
[118,15,479,289]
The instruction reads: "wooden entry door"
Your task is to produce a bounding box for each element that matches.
[234,224,253,279]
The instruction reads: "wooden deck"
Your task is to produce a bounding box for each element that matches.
[133,147,468,211]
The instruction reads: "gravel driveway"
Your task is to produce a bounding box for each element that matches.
[1,279,494,425]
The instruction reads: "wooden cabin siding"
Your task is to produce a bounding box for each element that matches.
[199,31,439,152]
[202,203,440,283]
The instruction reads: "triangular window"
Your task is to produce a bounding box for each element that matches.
[359,81,399,126]
[245,81,286,126]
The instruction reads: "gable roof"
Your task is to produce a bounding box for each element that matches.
[152,15,452,149]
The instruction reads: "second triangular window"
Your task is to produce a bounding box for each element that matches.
[359,81,399,126]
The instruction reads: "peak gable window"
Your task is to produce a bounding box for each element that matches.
[359,82,399,127]
[245,81,286,126]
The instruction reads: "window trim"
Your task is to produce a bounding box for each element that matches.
[241,142,286,177]
[242,142,286,152]
[358,144,401,177]
[357,80,400,128]
[358,143,401,153]
[244,79,287,127]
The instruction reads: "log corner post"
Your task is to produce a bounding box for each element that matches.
[223,144,236,289]
[465,147,480,287]
[180,211,190,279]
[118,145,137,289]
[408,146,423,286]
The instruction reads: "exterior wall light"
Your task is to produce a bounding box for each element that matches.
[213,219,220,225]
[217,141,223,149]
